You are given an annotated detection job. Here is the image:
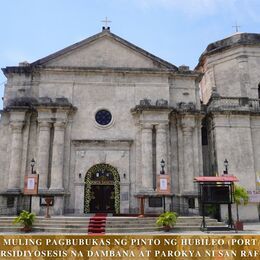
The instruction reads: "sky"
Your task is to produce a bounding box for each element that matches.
[1,0,260,109]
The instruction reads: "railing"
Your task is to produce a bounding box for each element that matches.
[207,96,260,112]
[249,98,260,111]
[212,97,240,107]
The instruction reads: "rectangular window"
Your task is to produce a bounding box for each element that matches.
[7,196,15,208]
[149,197,162,207]
[188,198,195,209]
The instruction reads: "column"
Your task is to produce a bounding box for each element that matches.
[7,112,26,191]
[156,123,168,174]
[37,120,51,191]
[49,121,66,191]
[181,117,195,193]
[141,123,153,191]
[237,55,249,97]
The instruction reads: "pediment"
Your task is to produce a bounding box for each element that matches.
[32,30,177,70]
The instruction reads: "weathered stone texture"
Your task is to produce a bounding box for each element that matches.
[198,33,260,221]
[0,30,259,220]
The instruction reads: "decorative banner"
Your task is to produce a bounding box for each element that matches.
[0,235,260,259]
[157,175,171,194]
[24,174,39,195]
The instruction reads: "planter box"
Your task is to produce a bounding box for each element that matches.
[235,221,243,231]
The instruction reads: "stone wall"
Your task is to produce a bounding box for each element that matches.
[197,34,260,104]
[0,29,202,216]
[197,33,260,221]
[0,113,11,193]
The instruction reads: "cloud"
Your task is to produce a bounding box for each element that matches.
[132,0,236,16]
[127,0,260,24]
[240,0,260,23]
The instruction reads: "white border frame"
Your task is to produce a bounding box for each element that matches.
[93,108,114,129]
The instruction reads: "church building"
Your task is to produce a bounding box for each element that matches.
[0,27,259,221]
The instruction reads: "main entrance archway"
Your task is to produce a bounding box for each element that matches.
[84,163,120,214]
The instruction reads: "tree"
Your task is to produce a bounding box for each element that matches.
[234,185,249,221]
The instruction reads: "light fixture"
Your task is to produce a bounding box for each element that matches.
[30,158,35,174]
[29,158,36,213]
[79,173,82,178]
[160,159,165,174]
[224,159,229,174]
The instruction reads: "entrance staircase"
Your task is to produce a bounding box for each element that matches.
[0,215,226,233]
[88,213,107,234]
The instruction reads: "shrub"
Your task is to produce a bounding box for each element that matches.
[156,211,178,229]
[13,210,35,229]
[234,185,249,221]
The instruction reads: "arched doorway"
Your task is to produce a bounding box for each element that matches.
[84,163,120,214]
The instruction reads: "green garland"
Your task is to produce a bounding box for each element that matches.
[84,163,120,214]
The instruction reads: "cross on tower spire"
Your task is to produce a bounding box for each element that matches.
[101,17,112,30]
[232,22,241,33]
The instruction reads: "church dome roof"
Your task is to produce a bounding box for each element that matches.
[196,33,260,69]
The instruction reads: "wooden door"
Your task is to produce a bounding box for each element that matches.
[90,185,115,213]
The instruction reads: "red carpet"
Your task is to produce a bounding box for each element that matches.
[88,213,107,234]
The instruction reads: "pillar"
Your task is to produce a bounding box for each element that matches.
[237,55,249,97]
[37,120,51,191]
[141,123,153,191]
[181,117,195,193]
[49,121,66,191]
[156,123,168,174]
[7,111,26,191]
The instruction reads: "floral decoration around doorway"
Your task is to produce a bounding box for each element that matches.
[84,163,120,214]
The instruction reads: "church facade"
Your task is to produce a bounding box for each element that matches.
[0,28,259,220]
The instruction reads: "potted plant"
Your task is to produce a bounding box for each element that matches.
[13,210,36,232]
[156,211,178,231]
[234,185,249,231]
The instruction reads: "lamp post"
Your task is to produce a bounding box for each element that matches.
[160,159,166,212]
[224,159,229,175]
[29,158,36,213]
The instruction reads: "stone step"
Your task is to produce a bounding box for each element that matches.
[0,216,226,233]
[1,220,221,227]
[0,219,221,226]
[0,225,229,233]
[3,222,225,231]
[0,216,213,220]
[1,217,217,223]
